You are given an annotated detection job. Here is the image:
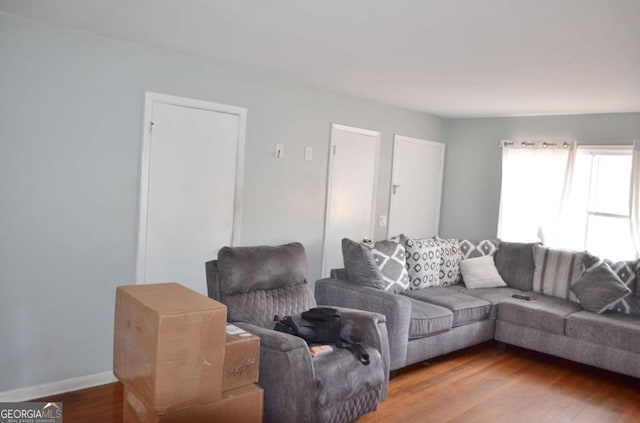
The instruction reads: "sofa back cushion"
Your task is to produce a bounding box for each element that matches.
[532,245,584,301]
[494,242,538,291]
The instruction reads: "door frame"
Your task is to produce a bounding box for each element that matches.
[387,134,445,238]
[321,123,381,276]
[136,91,247,283]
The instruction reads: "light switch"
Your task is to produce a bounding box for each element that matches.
[379,215,387,227]
[275,144,284,159]
[305,146,313,161]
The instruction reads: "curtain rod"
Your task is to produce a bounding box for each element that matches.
[498,141,571,149]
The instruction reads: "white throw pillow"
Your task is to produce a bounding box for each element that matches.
[460,256,507,289]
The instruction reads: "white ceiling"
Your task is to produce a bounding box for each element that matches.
[2,0,639,118]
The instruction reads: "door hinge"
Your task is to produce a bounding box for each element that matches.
[150,121,155,132]
[333,145,336,156]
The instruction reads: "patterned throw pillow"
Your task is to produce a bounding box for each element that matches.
[403,237,441,290]
[459,239,500,259]
[584,253,640,315]
[434,237,461,286]
[532,245,585,301]
[370,240,410,293]
[571,263,632,314]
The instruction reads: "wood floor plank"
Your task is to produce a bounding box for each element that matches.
[35,381,123,423]
[32,342,639,422]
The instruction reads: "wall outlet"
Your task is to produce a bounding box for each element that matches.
[275,144,284,159]
[305,146,313,161]
[379,215,387,227]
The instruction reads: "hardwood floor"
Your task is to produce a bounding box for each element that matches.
[35,380,123,422]
[36,342,639,422]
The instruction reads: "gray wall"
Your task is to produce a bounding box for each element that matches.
[0,13,446,391]
[441,113,640,239]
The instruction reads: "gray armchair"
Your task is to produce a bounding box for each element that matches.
[205,242,389,423]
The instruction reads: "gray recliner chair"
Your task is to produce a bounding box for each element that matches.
[205,242,389,423]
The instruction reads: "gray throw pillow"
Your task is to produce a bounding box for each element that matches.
[370,240,410,293]
[341,238,385,290]
[571,263,632,314]
[584,253,640,315]
[494,242,537,291]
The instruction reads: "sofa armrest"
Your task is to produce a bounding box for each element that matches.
[324,306,390,399]
[234,322,315,423]
[315,277,411,371]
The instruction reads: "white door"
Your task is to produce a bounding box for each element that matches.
[137,93,246,295]
[322,124,380,277]
[388,135,445,239]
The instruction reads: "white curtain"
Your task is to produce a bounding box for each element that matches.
[497,140,576,243]
[630,139,640,256]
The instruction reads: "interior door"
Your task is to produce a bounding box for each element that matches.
[137,93,245,295]
[388,135,445,239]
[322,124,380,277]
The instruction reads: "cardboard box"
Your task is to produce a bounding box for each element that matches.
[114,283,227,413]
[223,324,260,391]
[123,384,264,423]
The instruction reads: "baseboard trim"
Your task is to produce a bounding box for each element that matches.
[0,371,117,402]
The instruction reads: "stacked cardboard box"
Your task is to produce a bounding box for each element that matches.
[123,384,263,423]
[114,283,263,422]
[223,323,260,392]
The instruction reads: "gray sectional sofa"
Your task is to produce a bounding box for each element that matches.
[315,240,640,379]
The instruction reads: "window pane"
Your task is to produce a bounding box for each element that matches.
[589,154,631,216]
[585,215,636,261]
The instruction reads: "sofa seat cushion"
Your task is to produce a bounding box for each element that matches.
[498,293,581,335]
[402,288,492,327]
[566,311,640,354]
[313,344,385,405]
[406,298,453,339]
[455,286,526,318]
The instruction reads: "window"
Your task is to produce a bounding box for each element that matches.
[571,147,635,260]
[498,142,638,261]
[497,141,573,243]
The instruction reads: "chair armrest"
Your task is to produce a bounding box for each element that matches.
[233,322,315,423]
[235,321,310,352]
[323,306,390,400]
[315,277,412,370]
